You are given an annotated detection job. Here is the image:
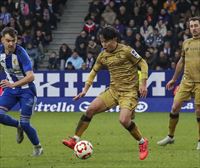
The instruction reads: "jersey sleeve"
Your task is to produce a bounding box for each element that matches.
[125,46,142,65]
[92,52,104,72]
[18,46,33,72]
[181,40,186,59]
[85,52,104,86]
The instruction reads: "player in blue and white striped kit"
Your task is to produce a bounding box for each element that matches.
[0,27,43,156]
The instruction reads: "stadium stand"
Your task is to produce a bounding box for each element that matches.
[0,0,199,71]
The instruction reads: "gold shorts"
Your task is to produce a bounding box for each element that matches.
[174,80,200,105]
[98,88,138,111]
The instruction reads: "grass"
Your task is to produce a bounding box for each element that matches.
[0,112,200,168]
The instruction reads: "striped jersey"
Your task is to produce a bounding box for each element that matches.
[0,44,34,89]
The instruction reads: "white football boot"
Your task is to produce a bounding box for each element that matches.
[33,144,43,156]
[196,141,200,150]
[157,136,175,146]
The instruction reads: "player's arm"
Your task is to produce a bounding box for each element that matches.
[73,69,97,100]
[166,57,184,90]
[0,71,34,88]
[127,47,148,98]
[138,58,148,98]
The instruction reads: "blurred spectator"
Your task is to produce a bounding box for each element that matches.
[117,5,130,25]
[59,43,72,70]
[83,17,96,37]
[163,0,177,14]
[33,29,45,59]
[75,30,89,50]
[65,50,84,70]
[81,62,88,70]
[89,0,105,15]
[155,19,167,37]
[144,50,157,70]
[35,20,52,45]
[26,42,39,70]
[76,42,87,61]
[0,6,11,26]
[8,17,22,35]
[127,19,139,35]
[101,5,117,25]
[146,28,164,48]
[48,51,59,70]
[19,0,30,16]
[140,20,153,41]
[114,18,126,35]
[0,20,4,32]
[134,40,145,57]
[123,28,134,47]
[87,37,101,59]
[4,0,16,14]
[162,41,174,58]
[158,8,173,29]
[86,52,95,69]
[65,61,75,70]
[145,6,157,26]
[131,6,143,27]
[22,18,34,37]
[155,51,170,70]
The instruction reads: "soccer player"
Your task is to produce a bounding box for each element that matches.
[157,16,200,150]
[62,26,149,160]
[0,27,43,156]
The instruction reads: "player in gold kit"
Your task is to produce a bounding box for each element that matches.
[157,17,200,150]
[62,27,149,160]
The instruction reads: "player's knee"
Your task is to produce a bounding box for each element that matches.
[119,116,130,128]
[86,107,96,118]
[171,102,182,113]
[20,122,31,131]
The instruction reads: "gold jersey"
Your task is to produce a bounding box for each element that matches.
[182,38,200,82]
[91,43,143,92]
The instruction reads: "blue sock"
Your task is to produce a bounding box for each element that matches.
[0,112,18,127]
[20,121,40,145]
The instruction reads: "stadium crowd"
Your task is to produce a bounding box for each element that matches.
[0,0,67,70]
[0,0,199,71]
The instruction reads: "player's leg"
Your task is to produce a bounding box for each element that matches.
[158,81,191,146]
[19,91,43,156]
[157,100,183,146]
[63,89,117,149]
[196,105,200,150]
[119,95,148,160]
[194,84,200,150]
[0,92,19,127]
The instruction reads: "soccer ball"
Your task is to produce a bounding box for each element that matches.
[74,140,93,159]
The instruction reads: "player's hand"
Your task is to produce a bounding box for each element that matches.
[73,91,86,101]
[139,84,148,98]
[166,79,175,90]
[0,80,14,88]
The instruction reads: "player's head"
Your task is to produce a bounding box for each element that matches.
[99,26,119,53]
[188,16,200,38]
[1,27,18,53]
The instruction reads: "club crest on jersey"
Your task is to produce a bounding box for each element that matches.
[13,58,17,65]
[131,49,140,59]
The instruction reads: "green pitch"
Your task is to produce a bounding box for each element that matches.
[0,112,200,168]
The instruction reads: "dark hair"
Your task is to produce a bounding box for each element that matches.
[99,26,119,41]
[1,27,18,38]
[189,16,200,23]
